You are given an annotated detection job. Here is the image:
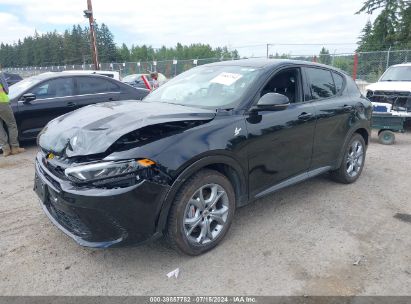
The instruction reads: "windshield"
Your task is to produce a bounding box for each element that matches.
[8,77,42,99]
[144,65,261,109]
[380,66,411,82]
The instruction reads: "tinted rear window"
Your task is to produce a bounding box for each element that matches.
[332,72,344,93]
[77,77,119,94]
[306,68,335,99]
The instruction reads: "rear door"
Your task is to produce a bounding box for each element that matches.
[246,66,316,198]
[73,76,122,109]
[304,67,353,169]
[16,77,76,139]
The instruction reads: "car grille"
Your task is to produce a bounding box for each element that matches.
[46,198,127,242]
[47,203,92,238]
[368,90,411,111]
[374,91,410,97]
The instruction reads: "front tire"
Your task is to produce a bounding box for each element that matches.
[330,133,366,184]
[166,169,236,255]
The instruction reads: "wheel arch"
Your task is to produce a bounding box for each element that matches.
[355,127,369,146]
[155,154,248,234]
[335,126,370,169]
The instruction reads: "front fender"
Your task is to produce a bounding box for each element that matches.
[155,153,248,234]
[105,114,249,233]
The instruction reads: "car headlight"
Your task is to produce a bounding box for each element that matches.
[65,159,155,182]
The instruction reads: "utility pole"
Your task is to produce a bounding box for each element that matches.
[84,0,99,70]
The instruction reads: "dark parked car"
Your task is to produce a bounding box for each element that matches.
[123,73,167,89]
[8,72,149,140]
[4,72,23,86]
[34,59,372,255]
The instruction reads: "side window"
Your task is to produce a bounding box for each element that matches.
[332,72,344,93]
[305,68,336,100]
[77,77,119,95]
[261,68,301,103]
[31,78,74,99]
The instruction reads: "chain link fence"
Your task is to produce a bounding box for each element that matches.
[356,50,411,82]
[4,50,411,87]
[3,57,232,79]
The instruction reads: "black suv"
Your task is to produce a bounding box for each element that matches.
[34,59,372,255]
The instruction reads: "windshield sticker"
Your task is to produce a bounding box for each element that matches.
[210,72,243,86]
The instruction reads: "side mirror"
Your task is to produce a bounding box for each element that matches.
[22,93,36,103]
[253,93,290,111]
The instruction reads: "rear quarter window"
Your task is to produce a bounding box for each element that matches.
[77,77,119,94]
[305,67,336,100]
[332,72,345,93]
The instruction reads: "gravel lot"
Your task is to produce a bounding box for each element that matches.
[0,131,410,296]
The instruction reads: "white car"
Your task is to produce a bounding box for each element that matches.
[366,63,411,116]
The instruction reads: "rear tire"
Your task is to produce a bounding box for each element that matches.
[378,130,395,145]
[166,169,236,255]
[330,133,366,184]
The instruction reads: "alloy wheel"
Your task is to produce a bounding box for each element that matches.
[346,139,364,177]
[183,183,229,245]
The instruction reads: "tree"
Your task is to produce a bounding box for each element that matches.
[357,0,411,51]
[398,4,411,48]
[357,21,374,51]
[356,0,406,15]
[118,43,130,62]
[0,23,239,68]
[96,23,118,62]
[319,47,332,65]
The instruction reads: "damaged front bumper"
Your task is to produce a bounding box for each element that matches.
[34,152,170,248]
[367,90,411,113]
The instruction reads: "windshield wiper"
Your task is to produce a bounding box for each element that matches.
[216,107,234,112]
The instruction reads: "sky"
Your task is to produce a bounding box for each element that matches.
[0,0,374,57]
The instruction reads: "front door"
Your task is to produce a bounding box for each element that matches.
[16,77,76,139]
[246,67,316,198]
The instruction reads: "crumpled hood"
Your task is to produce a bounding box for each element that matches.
[366,81,411,92]
[39,100,215,157]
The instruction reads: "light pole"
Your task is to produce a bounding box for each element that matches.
[84,0,99,70]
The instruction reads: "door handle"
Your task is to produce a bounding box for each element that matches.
[298,112,313,120]
[342,105,353,112]
[67,102,77,107]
